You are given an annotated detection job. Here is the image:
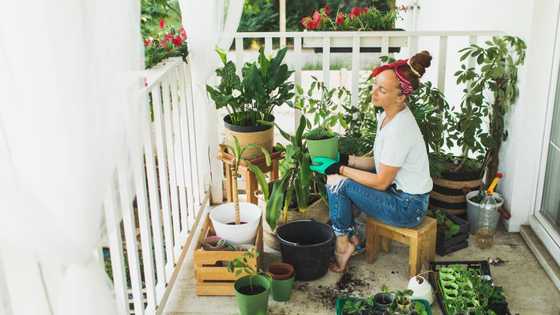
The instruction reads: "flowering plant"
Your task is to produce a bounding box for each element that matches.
[143,19,188,69]
[300,5,400,31]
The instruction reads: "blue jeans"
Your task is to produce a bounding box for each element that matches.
[326,179,430,236]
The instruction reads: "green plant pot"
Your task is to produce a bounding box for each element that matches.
[307,136,339,160]
[268,262,295,302]
[234,275,271,315]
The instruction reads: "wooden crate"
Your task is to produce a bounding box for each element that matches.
[194,214,263,296]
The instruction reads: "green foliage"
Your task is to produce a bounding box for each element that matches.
[428,209,461,240]
[453,36,526,180]
[260,116,313,230]
[294,77,346,140]
[238,0,279,32]
[207,47,294,127]
[438,265,505,315]
[339,77,378,156]
[227,248,269,291]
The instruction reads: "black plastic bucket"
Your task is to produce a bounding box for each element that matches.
[276,220,335,281]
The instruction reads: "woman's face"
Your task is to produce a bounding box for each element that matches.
[371,69,405,109]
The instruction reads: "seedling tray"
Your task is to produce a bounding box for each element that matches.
[335,297,432,315]
[429,260,510,315]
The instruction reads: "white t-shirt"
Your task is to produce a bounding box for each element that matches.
[373,107,433,194]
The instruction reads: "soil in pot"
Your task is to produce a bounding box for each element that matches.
[237,284,266,295]
[276,220,335,281]
[227,221,247,225]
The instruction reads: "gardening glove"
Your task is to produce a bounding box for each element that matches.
[309,153,349,175]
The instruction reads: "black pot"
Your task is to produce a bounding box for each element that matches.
[373,292,394,312]
[223,114,274,132]
[276,220,335,281]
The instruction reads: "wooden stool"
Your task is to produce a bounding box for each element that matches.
[365,216,437,277]
[217,144,283,204]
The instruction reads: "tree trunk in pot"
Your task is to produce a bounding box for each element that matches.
[232,166,240,225]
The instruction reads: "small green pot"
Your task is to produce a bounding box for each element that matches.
[307,136,339,160]
[234,275,271,315]
[268,262,295,302]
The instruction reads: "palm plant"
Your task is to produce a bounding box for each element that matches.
[225,136,271,224]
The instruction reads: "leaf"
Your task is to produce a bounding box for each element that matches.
[247,162,270,202]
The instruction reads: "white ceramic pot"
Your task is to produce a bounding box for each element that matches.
[209,202,262,245]
[407,275,433,305]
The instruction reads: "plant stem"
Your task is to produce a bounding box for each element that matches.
[232,166,241,225]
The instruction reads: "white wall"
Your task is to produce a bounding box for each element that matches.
[400,0,539,231]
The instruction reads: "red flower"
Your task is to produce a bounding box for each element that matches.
[301,16,312,29]
[349,7,362,19]
[143,38,153,47]
[159,19,165,29]
[312,10,321,23]
[307,19,319,30]
[336,12,345,25]
[324,4,331,16]
[361,7,369,14]
[179,27,187,40]
[172,35,183,47]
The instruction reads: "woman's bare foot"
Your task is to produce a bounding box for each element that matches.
[330,236,356,273]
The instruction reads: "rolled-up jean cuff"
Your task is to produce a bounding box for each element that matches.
[332,224,354,236]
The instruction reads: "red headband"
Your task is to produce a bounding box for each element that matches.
[370,59,414,96]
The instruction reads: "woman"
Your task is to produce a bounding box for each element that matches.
[310,51,434,272]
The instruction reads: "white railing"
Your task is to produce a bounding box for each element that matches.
[233,31,503,111]
[102,59,208,315]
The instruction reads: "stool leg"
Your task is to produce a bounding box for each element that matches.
[366,221,381,263]
[381,237,391,253]
[409,237,421,277]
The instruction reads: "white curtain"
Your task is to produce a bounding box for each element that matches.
[178,0,244,203]
[0,1,142,314]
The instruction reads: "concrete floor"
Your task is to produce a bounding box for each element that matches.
[164,223,560,315]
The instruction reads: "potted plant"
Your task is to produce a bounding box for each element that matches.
[300,4,406,53]
[227,248,271,315]
[427,209,470,255]
[206,47,294,159]
[210,136,270,244]
[255,116,327,250]
[294,77,346,160]
[267,262,295,302]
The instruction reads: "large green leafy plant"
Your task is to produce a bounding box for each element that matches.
[258,116,313,230]
[206,47,294,127]
[453,36,526,183]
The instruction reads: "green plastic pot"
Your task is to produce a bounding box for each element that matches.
[234,275,271,315]
[268,262,295,302]
[307,135,339,160]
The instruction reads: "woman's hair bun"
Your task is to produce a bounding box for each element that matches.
[409,50,432,78]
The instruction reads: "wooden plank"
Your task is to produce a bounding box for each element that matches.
[174,65,197,232]
[235,37,243,76]
[161,78,182,257]
[322,36,330,88]
[151,83,176,278]
[437,35,448,93]
[141,93,167,300]
[103,183,129,315]
[351,36,360,107]
[169,69,190,238]
[131,105,157,312]
[118,162,145,315]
